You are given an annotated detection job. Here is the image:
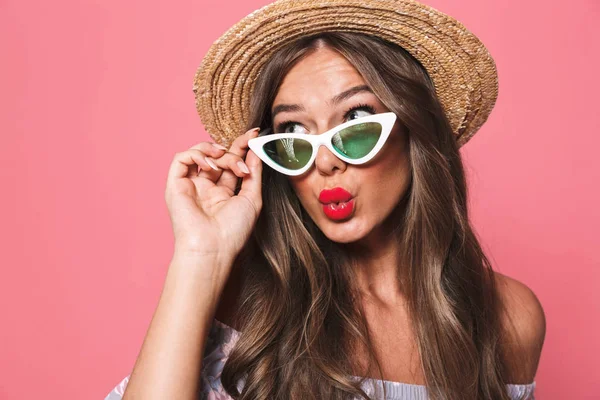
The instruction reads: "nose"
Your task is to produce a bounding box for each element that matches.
[314,143,347,176]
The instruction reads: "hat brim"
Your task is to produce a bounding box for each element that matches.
[193,0,498,149]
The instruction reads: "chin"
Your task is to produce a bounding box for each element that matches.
[317,217,368,244]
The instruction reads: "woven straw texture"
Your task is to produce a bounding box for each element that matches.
[193,0,498,149]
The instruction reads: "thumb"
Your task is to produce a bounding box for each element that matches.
[237,148,263,211]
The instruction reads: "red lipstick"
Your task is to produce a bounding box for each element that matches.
[319,187,355,221]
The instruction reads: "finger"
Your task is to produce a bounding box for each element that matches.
[216,127,261,190]
[189,141,229,157]
[186,152,225,182]
[228,127,261,157]
[186,142,228,177]
[237,148,263,212]
[204,151,252,179]
[168,149,219,182]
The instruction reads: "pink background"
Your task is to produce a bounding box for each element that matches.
[1,0,598,398]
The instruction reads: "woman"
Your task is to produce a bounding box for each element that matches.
[105,1,545,399]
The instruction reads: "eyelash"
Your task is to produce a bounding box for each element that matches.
[275,103,377,133]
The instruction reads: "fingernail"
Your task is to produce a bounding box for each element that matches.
[211,143,228,151]
[206,157,219,171]
[247,127,260,134]
[237,161,250,174]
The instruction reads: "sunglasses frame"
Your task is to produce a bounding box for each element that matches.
[247,112,398,176]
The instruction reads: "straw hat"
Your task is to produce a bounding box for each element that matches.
[192,0,498,149]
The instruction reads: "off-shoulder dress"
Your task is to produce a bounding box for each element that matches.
[105,318,537,399]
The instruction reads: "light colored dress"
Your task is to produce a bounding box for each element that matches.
[105,318,537,399]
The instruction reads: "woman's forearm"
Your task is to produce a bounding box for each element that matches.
[122,252,234,400]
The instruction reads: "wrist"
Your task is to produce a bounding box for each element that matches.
[172,245,236,265]
[170,250,235,282]
[162,253,230,324]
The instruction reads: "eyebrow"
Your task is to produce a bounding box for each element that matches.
[271,84,374,120]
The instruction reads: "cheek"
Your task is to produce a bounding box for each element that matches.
[362,164,410,206]
[287,176,312,205]
[361,149,411,208]
[287,175,330,225]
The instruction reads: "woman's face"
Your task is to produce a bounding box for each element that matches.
[271,46,411,244]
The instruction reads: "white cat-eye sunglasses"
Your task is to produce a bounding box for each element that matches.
[247,112,398,176]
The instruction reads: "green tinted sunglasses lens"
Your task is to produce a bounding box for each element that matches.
[264,138,313,170]
[331,122,382,159]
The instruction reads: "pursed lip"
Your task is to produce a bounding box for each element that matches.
[318,187,353,204]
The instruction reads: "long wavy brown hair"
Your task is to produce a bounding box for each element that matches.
[217,31,521,400]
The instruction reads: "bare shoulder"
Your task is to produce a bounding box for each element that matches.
[494,271,546,384]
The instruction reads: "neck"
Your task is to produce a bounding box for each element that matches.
[342,207,406,305]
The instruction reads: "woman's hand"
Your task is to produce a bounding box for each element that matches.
[164,127,263,264]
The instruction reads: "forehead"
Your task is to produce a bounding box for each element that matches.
[273,47,366,104]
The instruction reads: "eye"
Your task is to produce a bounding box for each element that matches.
[275,120,308,134]
[344,103,376,121]
[346,109,370,120]
[273,103,377,133]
